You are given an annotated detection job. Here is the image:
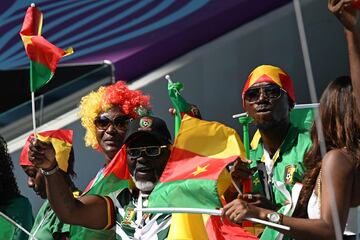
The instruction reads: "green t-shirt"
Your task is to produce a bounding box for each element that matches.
[249,124,312,240]
[30,200,70,240]
[0,195,33,240]
[108,189,171,240]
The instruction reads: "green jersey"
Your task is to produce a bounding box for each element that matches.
[0,195,33,240]
[249,124,312,240]
[30,200,69,240]
[108,189,171,240]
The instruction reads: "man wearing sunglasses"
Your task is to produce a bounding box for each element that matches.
[235,65,312,239]
[28,116,173,239]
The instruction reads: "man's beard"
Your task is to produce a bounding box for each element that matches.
[131,174,156,192]
[255,117,287,131]
[255,121,275,130]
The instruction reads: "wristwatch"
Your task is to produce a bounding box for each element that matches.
[40,165,59,176]
[266,212,283,224]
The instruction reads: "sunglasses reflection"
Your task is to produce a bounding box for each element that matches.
[245,85,285,103]
[126,145,168,158]
[94,115,131,131]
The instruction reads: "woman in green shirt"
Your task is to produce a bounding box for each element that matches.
[0,135,33,240]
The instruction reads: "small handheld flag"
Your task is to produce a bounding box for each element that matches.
[19,3,73,135]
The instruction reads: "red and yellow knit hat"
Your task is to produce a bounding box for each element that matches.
[242,65,296,109]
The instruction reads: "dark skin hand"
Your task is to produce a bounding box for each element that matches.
[222,149,355,240]
[168,103,202,119]
[29,139,109,229]
[28,134,172,230]
[329,0,360,113]
[223,2,360,238]
[329,0,360,207]
[230,159,279,209]
[238,82,291,207]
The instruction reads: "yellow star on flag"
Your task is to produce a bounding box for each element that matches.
[192,164,209,176]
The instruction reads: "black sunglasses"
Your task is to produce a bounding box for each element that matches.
[244,85,286,103]
[94,115,131,131]
[126,145,168,158]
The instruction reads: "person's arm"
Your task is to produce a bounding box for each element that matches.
[29,139,110,229]
[222,149,354,240]
[329,0,360,109]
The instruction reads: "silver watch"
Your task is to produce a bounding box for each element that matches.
[40,165,59,176]
[266,212,281,224]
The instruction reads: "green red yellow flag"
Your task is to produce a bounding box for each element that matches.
[82,146,130,195]
[148,115,246,210]
[19,129,73,172]
[167,79,192,136]
[168,81,191,117]
[19,5,73,92]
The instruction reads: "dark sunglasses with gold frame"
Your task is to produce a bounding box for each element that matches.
[94,115,131,131]
[244,85,286,103]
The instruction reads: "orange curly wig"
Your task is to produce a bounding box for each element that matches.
[78,81,151,149]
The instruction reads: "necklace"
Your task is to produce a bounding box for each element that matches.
[263,142,283,184]
[316,169,322,212]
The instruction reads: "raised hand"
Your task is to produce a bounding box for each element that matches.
[328,0,358,32]
[168,103,202,119]
[28,138,57,170]
[230,158,253,184]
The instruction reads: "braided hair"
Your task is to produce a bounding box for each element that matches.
[0,135,20,204]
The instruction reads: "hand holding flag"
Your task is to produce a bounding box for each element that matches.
[148,115,246,212]
[19,3,73,135]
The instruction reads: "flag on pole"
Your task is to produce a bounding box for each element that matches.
[19,4,73,92]
[167,76,208,239]
[19,129,73,172]
[148,115,244,210]
[167,76,192,136]
[82,146,130,195]
[289,105,316,130]
[168,80,191,117]
[148,115,253,239]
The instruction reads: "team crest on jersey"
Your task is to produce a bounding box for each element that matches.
[139,117,152,130]
[121,207,136,225]
[284,165,296,185]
